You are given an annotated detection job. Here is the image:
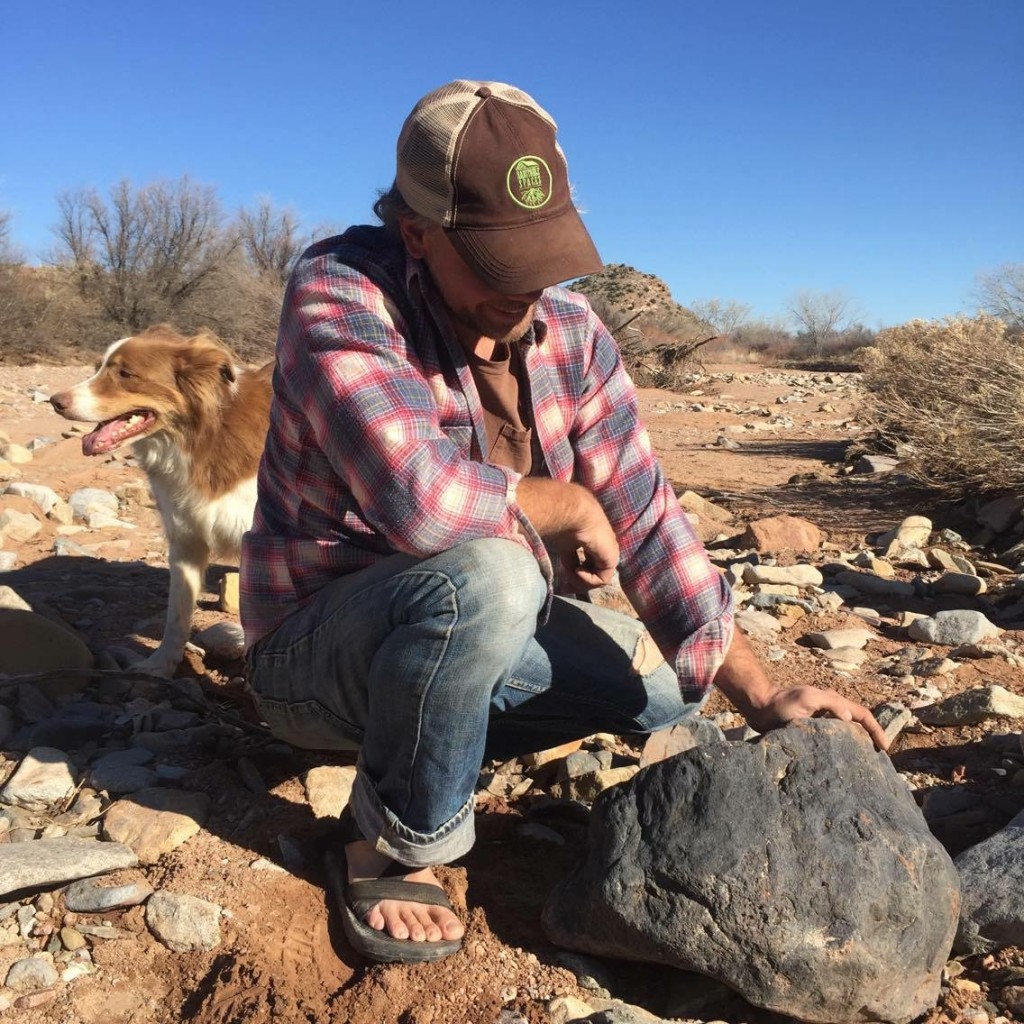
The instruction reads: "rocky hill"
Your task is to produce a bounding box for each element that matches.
[572,263,705,340]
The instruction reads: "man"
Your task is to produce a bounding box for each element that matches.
[240,80,887,965]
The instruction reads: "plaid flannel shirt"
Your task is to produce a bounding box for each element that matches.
[240,226,733,701]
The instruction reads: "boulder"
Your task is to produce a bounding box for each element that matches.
[543,719,958,1024]
[0,609,93,690]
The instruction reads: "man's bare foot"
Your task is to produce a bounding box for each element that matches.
[344,838,465,944]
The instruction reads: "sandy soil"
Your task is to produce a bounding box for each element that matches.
[0,360,1022,1024]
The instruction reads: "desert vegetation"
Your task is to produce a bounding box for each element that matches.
[859,313,1024,498]
[0,179,309,364]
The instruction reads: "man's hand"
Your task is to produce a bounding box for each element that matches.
[742,685,890,751]
[516,478,619,591]
[714,628,889,751]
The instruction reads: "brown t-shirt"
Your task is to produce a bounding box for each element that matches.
[466,341,533,476]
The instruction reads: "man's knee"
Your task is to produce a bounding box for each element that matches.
[442,538,545,623]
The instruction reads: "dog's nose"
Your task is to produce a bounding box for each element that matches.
[49,393,68,414]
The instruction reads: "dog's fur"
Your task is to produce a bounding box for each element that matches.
[50,325,273,675]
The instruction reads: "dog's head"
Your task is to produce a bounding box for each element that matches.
[49,325,240,456]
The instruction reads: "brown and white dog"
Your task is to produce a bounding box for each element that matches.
[49,325,273,676]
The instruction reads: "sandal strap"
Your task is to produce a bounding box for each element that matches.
[347,878,454,918]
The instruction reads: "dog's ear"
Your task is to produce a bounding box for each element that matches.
[173,341,238,414]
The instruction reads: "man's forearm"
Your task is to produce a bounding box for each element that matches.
[711,627,779,722]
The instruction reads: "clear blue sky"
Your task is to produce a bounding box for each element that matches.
[3,0,1021,327]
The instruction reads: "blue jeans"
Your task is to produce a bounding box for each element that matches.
[245,538,698,868]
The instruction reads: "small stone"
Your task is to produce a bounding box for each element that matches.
[854,454,899,474]
[146,891,222,952]
[640,718,727,765]
[192,621,245,659]
[64,877,154,913]
[873,702,913,745]
[908,610,1002,646]
[879,515,932,551]
[68,488,119,521]
[851,552,896,578]
[931,572,986,597]
[303,765,357,819]
[741,564,823,587]
[522,739,585,768]
[803,628,875,651]
[0,508,42,542]
[734,608,782,636]
[0,443,32,464]
[60,926,87,951]
[4,954,58,992]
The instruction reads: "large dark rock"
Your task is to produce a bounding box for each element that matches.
[954,809,1024,954]
[543,719,959,1024]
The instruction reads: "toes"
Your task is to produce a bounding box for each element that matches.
[379,905,409,941]
[365,906,386,932]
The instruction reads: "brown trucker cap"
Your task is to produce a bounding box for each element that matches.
[396,80,603,294]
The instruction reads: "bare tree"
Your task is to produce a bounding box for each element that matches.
[54,177,238,331]
[786,289,855,354]
[689,297,752,338]
[237,198,304,286]
[975,263,1024,331]
[0,210,11,261]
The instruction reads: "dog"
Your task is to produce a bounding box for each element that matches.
[49,325,273,676]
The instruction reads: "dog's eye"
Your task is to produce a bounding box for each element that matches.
[118,368,135,380]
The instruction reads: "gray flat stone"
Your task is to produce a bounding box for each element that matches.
[908,610,1002,647]
[64,877,154,913]
[0,838,137,899]
[916,685,1024,726]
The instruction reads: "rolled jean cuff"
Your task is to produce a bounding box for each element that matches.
[350,769,476,868]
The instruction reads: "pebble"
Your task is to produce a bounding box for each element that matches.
[804,628,875,651]
[303,765,357,818]
[64,877,154,913]
[0,747,78,810]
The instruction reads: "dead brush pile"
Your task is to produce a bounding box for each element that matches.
[859,314,1024,496]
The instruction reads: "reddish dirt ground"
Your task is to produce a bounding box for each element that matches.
[0,361,1021,1024]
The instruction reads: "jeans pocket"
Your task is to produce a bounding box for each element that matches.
[253,696,363,752]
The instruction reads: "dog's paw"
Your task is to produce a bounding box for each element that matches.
[132,649,183,678]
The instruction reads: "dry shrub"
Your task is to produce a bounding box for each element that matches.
[859,315,1024,494]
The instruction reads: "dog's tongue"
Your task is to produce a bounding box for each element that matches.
[82,420,126,456]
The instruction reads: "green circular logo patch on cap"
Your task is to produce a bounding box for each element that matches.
[507,155,553,210]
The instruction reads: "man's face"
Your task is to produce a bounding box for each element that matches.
[401,220,543,348]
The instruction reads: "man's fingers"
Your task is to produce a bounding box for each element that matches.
[806,689,890,752]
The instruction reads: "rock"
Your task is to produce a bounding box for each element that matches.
[522,739,585,769]
[854,454,899,474]
[60,926,86,951]
[0,584,29,611]
[0,747,77,810]
[734,608,782,637]
[955,809,1024,954]
[931,573,986,597]
[850,552,897,578]
[834,571,916,597]
[0,444,32,464]
[803,628,875,651]
[102,788,211,864]
[0,508,42,542]
[64,877,154,912]
[850,607,883,628]
[640,717,727,766]
[879,515,932,551]
[548,995,599,1023]
[303,765,357,819]
[146,890,222,953]
[4,954,58,993]
[0,551,17,571]
[3,483,60,517]
[68,488,119,522]
[0,838,138,899]
[741,563,823,587]
[977,496,1024,534]
[741,516,823,555]
[916,685,1024,726]
[928,549,976,575]
[908,610,1002,646]
[16,701,120,749]
[678,491,733,523]
[219,572,240,614]
[817,647,870,668]
[549,766,640,803]
[872,702,913,745]
[192,621,245,659]
[89,749,156,794]
[543,719,958,1024]
[0,609,94,685]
